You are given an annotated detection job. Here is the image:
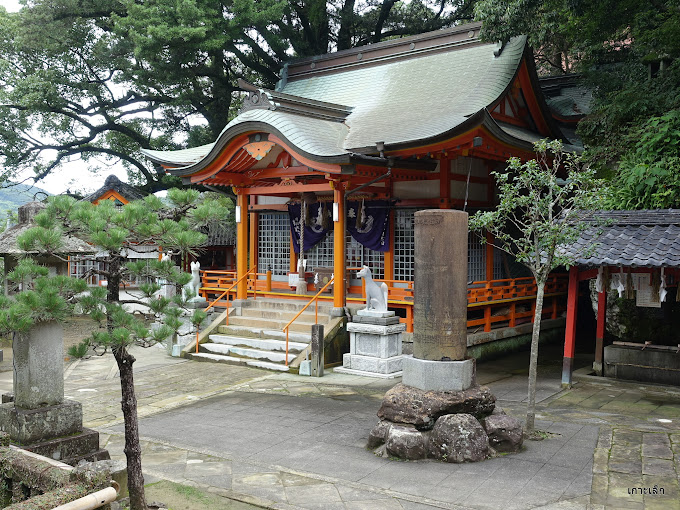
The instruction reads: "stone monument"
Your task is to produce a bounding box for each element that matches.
[368,210,523,461]
[335,266,405,378]
[0,321,109,465]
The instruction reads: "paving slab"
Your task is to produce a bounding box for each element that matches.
[4,338,680,509]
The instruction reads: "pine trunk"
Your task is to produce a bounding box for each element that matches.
[114,346,147,510]
[525,281,546,435]
[108,255,147,509]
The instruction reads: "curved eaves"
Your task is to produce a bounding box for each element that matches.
[156,110,352,178]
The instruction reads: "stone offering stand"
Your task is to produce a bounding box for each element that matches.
[0,321,109,465]
[335,309,406,378]
[367,210,523,462]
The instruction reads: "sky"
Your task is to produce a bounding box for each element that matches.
[1,0,134,196]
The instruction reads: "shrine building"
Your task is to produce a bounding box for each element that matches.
[142,22,581,366]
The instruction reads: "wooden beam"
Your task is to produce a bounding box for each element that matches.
[249,204,288,212]
[268,135,345,174]
[384,207,394,280]
[249,207,258,272]
[439,156,451,209]
[562,266,579,387]
[240,166,323,180]
[245,182,331,195]
[289,232,297,273]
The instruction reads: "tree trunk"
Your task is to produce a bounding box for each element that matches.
[114,346,147,510]
[525,280,546,435]
[108,255,147,509]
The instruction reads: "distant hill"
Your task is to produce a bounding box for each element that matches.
[0,183,52,222]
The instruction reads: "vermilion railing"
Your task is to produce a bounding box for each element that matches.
[281,276,335,366]
[198,271,568,343]
[466,274,568,333]
[195,267,258,354]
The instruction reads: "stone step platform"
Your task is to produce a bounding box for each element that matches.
[240,308,327,322]
[241,298,335,314]
[201,343,297,363]
[187,352,290,372]
[191,297,335,372]
[216,326,310,343]
[209,334,308,353]
[227,315,318,333]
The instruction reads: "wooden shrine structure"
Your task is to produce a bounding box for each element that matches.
[143,22,580,335]
[560,210,680,386]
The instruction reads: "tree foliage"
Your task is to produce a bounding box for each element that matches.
[470,140,606,434]
[18,190,231,510]
[606,111,680,209]
[475,0,680,208]
[0,0,475,193]
[0,258,88,334]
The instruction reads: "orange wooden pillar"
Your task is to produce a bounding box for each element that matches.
[249,195,258,271]
[594,285,607,376]
[562,266,579,387]
[236,192,248,300]
[333,188,346,308]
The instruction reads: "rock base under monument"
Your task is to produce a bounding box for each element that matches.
[369,383,523,462]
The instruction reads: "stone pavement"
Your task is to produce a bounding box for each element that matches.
[0,344,678,509]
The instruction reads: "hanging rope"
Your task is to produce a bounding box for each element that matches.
[463,157,473,212]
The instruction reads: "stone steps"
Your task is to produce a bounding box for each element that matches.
[188,352,291,372]
[215,325,310,343]
[195,299,332,372]
[200,343,297,363]
[226,315,319,332]
[209,334,308,353]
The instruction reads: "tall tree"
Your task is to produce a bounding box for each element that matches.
[0,1,476,193]
[474,0,680,205]
[18,190,232,510]
[470,140,605,435]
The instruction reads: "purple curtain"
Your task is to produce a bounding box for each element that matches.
[288,200,392,254]
[346,200,391,252]
[288,202,332,253]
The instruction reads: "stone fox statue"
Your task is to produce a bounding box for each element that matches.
[357,266,388,312]
[183,261,201,300]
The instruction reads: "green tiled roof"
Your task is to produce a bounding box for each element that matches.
[283,36,526,151]
[145,26,537,170]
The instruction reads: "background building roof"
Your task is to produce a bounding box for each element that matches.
[0,202,96,256]
[83,175,146,204]
[562,210,680,268]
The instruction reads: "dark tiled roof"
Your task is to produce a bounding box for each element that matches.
[83,175,146,203]
[0,202,96,255]
[563,210,680,268]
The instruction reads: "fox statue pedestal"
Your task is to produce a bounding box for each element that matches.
[335,266,405,378]
[335,309,405,378]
